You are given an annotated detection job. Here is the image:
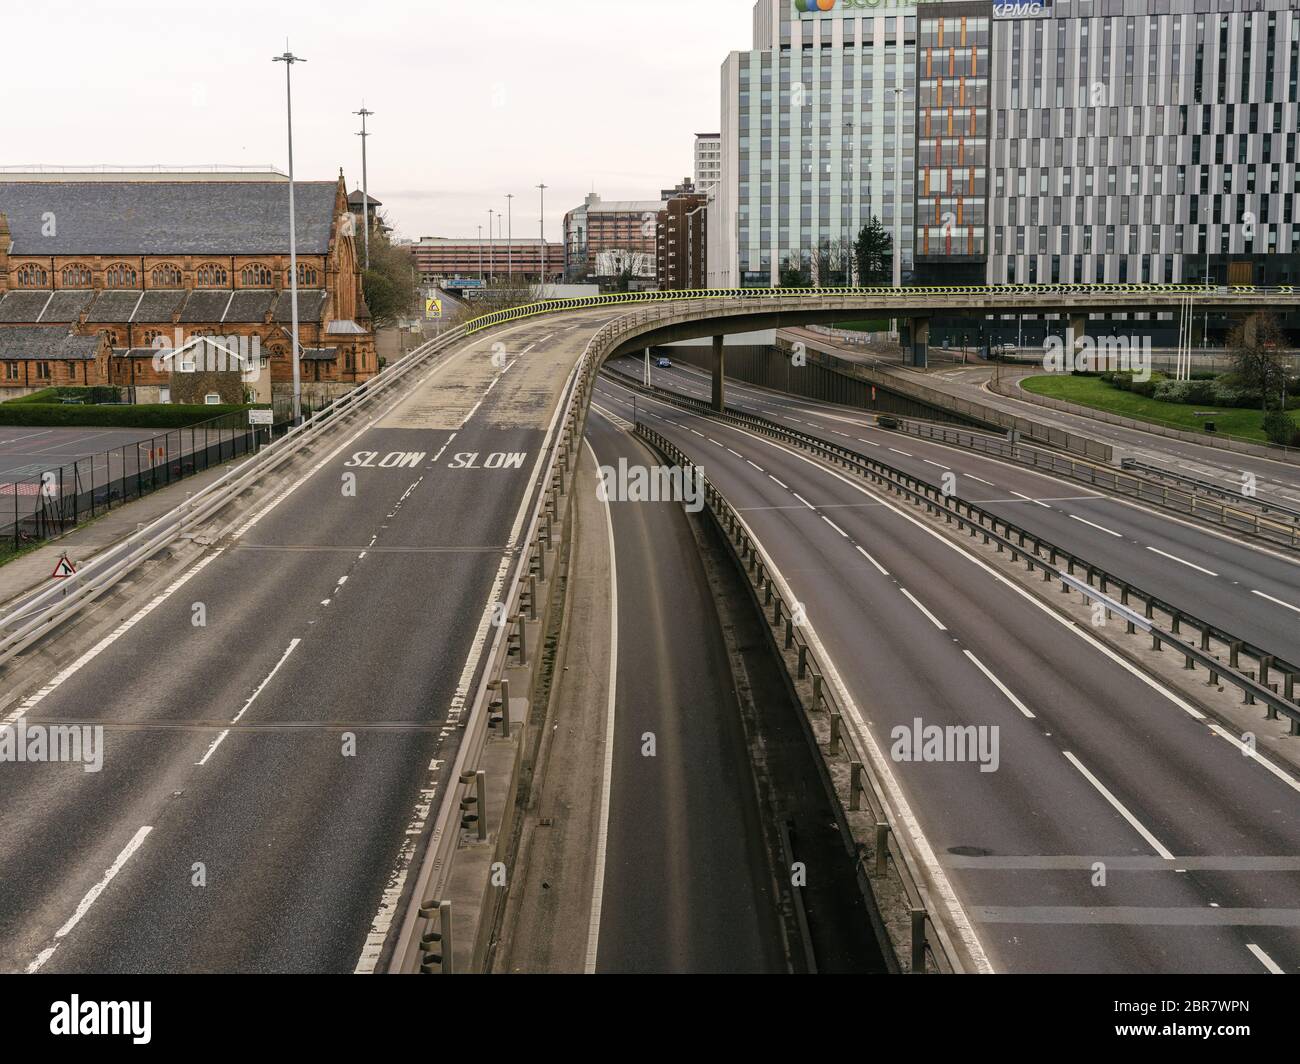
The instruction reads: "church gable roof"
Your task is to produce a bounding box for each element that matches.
[0,181,340,256]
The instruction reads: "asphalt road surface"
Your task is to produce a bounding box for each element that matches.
[0,309,613,973]
[595,370,1300,975]
[611,355,1300,672]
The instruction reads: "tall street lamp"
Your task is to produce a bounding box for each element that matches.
[506,194,514,284]
[537,183,548,287]
[488,209,496,284]
[478,224,484,282]
[273,47,306,422]
[354,105,374,270]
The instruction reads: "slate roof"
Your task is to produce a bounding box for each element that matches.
[0,291,53,323]
[82,290,143,323]
[224,290,276,322]
[0,326,102,360]
[302,347,339,361]
[0,181,340,255]
[178,290,232,323]
[132,290,187,322]
[273,289,327,322]
[39,290,96,323]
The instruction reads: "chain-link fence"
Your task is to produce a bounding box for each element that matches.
[0,410,279,557]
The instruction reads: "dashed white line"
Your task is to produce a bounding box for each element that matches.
[1063,752,1175,860]
[1250,589,1300,615]
[855,545,890,575]
[792,492,815,510]
[966,474,995,486]
[1068,513,1123,537]
[899,588,948,631]
[27,825,153,973]
[889,448,913,457]
[821,515,849,537]
[1145,546,1218,578]
[1247,944,1285,974]
[962,651,1036,719]
[769,475,789,489]
[229,638,302,726]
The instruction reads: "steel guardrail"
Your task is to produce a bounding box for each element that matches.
[610,370,1300,734]
[1122,458,1300,523]
[634,423,967,974]
[0,322,477,663]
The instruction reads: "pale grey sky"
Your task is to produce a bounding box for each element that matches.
[8,0,755,241]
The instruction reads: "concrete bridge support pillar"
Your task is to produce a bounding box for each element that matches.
[1070,314,1087,368]
[909,318,930,368]
[711,335,725,412]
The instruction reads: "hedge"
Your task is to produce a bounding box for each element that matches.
[4,386,123,405]
[0,403,263,428]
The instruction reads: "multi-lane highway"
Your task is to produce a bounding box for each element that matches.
[609,355,1300,672]
[0,309,613,973]
[594,365,1300,974]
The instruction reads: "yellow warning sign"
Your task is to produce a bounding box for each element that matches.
[425,298,443,320]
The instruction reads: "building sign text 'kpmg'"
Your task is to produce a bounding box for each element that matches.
[795,0,1052,18]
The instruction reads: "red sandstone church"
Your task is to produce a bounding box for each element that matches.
[0,169,377,403]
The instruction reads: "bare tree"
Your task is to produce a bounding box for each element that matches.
[1228,311,1289,413]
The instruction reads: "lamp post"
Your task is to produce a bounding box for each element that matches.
[273,47,306,423]
[537,183,548,287]
[478,224,484,282]
[892,86,903,343]
[488,209,496,284]
[506,194,514,284]
[354,105,374,270]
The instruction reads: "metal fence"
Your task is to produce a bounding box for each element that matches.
[0,410,267,554]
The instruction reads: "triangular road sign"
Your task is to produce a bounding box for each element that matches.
[51,554,77,578]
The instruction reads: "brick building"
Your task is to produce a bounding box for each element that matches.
[409,236,563,285]
[0,171,376,403]
[657,192,709,290]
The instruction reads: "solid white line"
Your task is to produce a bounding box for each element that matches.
[1068,513,1123,537]
[1250,589,1300,615]
[1207,725,1300,794]
[855,544,890,576]
[899,588,948,631]
[230,639,302,725]
[585,439,619,975]
[1145,546,1218,577]
[1062,752,1175,860]
[5,551,225,727]
[27,826,153,972]
[962,651,1036,719]
[1247,943,1285,974]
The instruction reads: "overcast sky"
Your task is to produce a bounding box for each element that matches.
[8,0,754,242]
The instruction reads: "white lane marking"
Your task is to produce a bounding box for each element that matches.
[899,588,948,631]
[1247,944,1285,974]
[1250,589,1300,615]
[229,639,302,726]
[769,475,788,489]
[856,545,890,575]
[357,324,593,974]
[746,460,765,472]
[821,515,849,537]
[196,729,230,766]
[1062,752,1175,860]
[727,448,744,458]
[27,825,153,973]
[584,438,619,974]
[962,651,1036,720]
[1145,546,1218,578]
[889,448,913,457]
[791,492,815,510]
[1010,490,1052,509]
[723,423,1217,732]
[1068,514,1123,538]
[1207,726,1300,794]
[924,460,949,469]
[857,438,880,447]
[966,474,995,486]
[5,552,225,727]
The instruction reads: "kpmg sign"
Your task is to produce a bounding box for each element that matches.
[794,0,1052,17]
